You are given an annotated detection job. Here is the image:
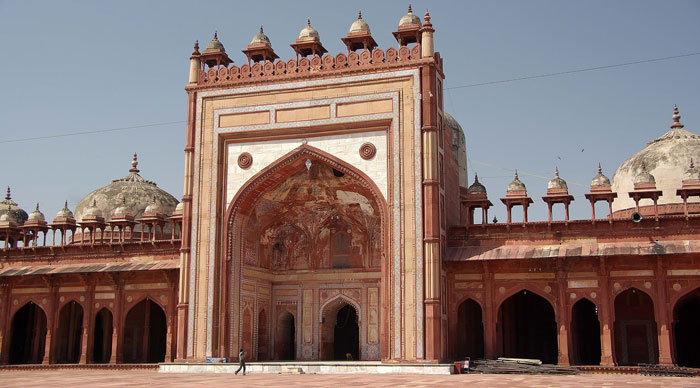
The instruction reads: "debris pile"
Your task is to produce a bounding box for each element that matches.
[469,358,579,375]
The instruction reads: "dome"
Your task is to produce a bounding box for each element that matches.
[112,198,131,218]
[444,112,468,188]
[547,168,568,191]
[55,201,74,219]
[250,26,271,45]
[28,203,45,222]
[144,196,163,214]
[0,213,14,223]
[633,162,656,186]
[349,11,371,33]
[74,154,178,226]
[591,164,611,187]
[683,159,700,182]
[298,19,320,40]
[398,5,421,27]
[205,32,225,51]
[467,174,487,195]
[612,106,699,211]
[507,171,527,192]
[172,201,184,216]
[83,200,104,219]
[0,187,28,224]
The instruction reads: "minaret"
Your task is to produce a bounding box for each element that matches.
[421,9,434,58]
[188,41,201,84]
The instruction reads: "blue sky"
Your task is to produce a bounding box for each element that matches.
[1,0,698,222]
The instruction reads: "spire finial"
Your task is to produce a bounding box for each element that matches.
[129,153,140,173]
[598,162,602,174]
[671,104,684,129]
[307,18,311,26]
[358,10,363,20]
[260,25,264,34]
[214,30,218,40]
[474,172,479,183]
[424,9,431,23]
[5,186,10,201]
[514,169,519,180]
[35,203,40,212]
[691,158,695,169]
[555,167,560,178]
[64,200,68,209]
[192,40,200,56]
[92,199,97,207]
[641,161,647,172]
[408,4,413,13]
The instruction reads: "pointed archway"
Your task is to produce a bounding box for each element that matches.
[570,298,601,365]
[9,302,47,364]
[320,298,360,361]
[274,311,295,360]
[122,298,167,363]
[672,287,700,367]
[55,300,83,364]
[613,288,658,365]
[93,308,113,363]
[455,298,484,360]
[497,289,558,364]
[225,145,388,361]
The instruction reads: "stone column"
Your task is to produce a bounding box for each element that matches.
[655,257,673,365]
[556,265,570,365]
[482,265,497,359]
[0,283,10,364]
[80,284,95,364]
[598,258,615,365]
[112,279,124,364]
[44,284,58,364]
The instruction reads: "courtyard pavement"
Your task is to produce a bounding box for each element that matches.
[0,370,699,388]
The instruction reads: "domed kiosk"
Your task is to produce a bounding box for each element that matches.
[612,106,700,216]
[74,154,179,236]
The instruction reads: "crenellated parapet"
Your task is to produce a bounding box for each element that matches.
[189,46,441,89]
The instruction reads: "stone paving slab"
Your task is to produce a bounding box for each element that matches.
[0,370,699,388]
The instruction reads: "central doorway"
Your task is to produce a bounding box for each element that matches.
[498,289,558,364]
[321,300,359,360]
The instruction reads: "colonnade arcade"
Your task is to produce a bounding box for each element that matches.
[449,273,700,367]
[223,146,387,361]
[0,272,178,365]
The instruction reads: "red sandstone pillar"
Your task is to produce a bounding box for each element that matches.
[80,284,95,364]
[556,266,571,365]
[655,258,673,365]
[0,284,10,364]
[598,258,615,365]
[482,268,497,359]
[44,285,58,364]
[112,280,124,364]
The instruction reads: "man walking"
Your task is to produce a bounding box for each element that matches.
[235,348,246,376]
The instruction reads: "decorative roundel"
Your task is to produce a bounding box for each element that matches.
[359,142,377,160]
[238,152,253,169]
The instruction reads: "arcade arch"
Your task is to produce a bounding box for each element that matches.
[613,288,658,365]
[320,297,360,361]
[672,287,700,367]
[8,302,47,364]
[93,308,113,363]
[55,300,83,363]
[570,298,601,365]
[122,298,166,363]
[497,289,557,364]
[275,311,296,360]
[455,298,484,360]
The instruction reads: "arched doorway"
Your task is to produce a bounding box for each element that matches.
[9,302,47,364]
[613,288,658,365]
[275,312,295,360]
[455,299,484,360]
[122,299,167,363]
[55,300,83,363]
[257,309,268,361]
[571,298,601,365]
[498,290,558,364]
[673,287,700,367]
[320,302,359,361]
[241,307,253,359]
[93,308,113,363]
[226,146,387,361]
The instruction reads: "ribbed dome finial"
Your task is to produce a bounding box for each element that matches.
[129,153,139,173]
[408,4,412,13]
[555,167,560,178]
[35,203,40,212]
[474,172,479,183]
[671,104,684,129]
[514,170,519,180]
[598,162,602,175]
[358,10,363,20]
[5,186,10,201]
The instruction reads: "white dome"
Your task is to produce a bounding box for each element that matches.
[612,106,699,211]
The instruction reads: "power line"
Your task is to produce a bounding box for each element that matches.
[445,52,700,90]
[0,121,186,144]
[2,52,697,145]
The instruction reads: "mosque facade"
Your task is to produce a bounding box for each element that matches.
[1,7,699,369]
